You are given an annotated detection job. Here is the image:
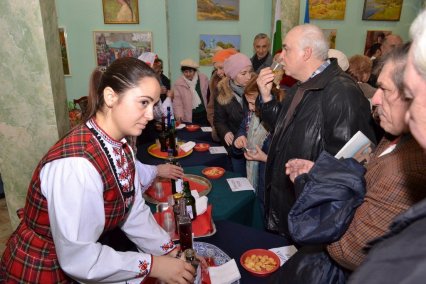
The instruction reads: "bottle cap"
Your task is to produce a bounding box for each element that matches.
[173,193,183,201]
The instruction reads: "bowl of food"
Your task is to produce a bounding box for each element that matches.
[202,167,225,179]
[186,124,200,132]
[194,143,210,152]
[240,249,280,277]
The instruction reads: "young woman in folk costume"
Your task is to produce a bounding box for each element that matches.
[0,57,194,284]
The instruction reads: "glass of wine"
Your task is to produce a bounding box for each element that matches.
[271,61,284,89]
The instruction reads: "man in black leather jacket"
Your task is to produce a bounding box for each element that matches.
[256,24,376,239]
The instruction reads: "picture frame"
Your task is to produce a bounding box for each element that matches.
[322,29,337,49]
[199,34,241,66]
[197,0,239,21]
[310,0,346,20]
[58,27,71,76]
[364,30,392,56]
[102,0,139,24]
[93,31,152,68]
[362,0,403,21]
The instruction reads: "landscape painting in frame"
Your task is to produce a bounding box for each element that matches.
[364,30,392,55]
[93,31,152,68]
[309,0,346,20]
[199,34,240,66]
[102,0,139,24]
[362,0,403,21]
[58,27,71,75]
[197,0,239,21]
[322,29,337,49]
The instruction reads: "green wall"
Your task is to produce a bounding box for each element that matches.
[57,0,421,102]
[56,0,168,101]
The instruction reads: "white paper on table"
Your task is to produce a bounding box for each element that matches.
[180,141,195,152]
[209,146,228,154]
[226,177,255,192]
[269,245,298,266]
[176,123,186,130]
[208,259,241,284]
[201,126,212,132]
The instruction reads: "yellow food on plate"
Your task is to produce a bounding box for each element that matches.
[243,254,277,272]
[204,168,222,176]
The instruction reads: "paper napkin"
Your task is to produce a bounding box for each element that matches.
[176,123,186,130]
[269,245,298,266]
[208,259,241,284]
[195,195,208,216]
[180,141,195,152]
[226,177,255,192]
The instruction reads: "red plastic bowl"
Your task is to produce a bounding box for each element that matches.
[202,167,225,179]
[194,143,210,152]
[186,124,200,132]
[240,249,280,277]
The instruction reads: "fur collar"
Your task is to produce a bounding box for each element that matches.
[216,77,236,106]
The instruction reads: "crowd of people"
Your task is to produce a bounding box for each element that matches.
[2,8,426,284]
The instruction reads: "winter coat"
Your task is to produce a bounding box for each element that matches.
[260,58,376,238]
[289,151,366,246]
[213,77,245,147]
[348,197,426,284]
[172,72,209,123]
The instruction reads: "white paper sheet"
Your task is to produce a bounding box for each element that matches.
[269,245,298,266]
[209,146,228,154]
[201,126,212,132]
[226,177,255,192]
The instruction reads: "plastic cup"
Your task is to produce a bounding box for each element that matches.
[155,182,164,199]
[271,61,285,89]
[162,212,175,238]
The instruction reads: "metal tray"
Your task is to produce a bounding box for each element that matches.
[143,174,212,205]
[156,202,217,240]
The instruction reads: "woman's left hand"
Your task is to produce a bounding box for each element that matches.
[244,145,267,162]
[157,163,184,180]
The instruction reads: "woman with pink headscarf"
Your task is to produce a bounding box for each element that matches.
[214,53,254,175]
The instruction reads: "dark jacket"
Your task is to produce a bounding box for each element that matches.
[289,151,366,246]
[214,77,244,148]
[348,197,426,284]
[260,59,376,237]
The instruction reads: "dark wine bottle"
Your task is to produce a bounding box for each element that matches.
[168,118,178,157]
[183,181,197,221]
[159,115,167,152]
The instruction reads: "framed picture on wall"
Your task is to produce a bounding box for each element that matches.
[364,30,392,56]
[310,0,346,20]
[322,29,337,49]
[197,0,239,21]
[199,34,241,66]
[93,31,152,68]
[58,27,71,76]
[102,0,139,24]
[362,0,403,21]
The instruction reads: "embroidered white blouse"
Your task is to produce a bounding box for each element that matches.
[39,121,174,283]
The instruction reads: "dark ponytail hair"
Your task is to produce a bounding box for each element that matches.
[85,57,158,121]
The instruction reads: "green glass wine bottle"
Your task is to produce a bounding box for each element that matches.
[182,181,197,221]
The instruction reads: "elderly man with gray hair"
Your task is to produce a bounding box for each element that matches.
[349,9,426,284]
[256,24,376,239]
